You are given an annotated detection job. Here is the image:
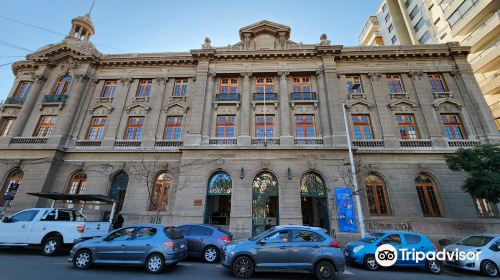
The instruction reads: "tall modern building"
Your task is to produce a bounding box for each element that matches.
[0,14,499,241]
[359,0,500,129]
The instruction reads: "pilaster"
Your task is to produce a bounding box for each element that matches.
[238,72,251,146]
[278,71,293,145]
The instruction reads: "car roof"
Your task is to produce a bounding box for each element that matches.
[273,225,327,231]
[178,224,219,229]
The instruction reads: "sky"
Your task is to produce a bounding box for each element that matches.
[0,0,380,100]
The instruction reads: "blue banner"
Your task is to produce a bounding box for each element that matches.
[8,182,19,191]
[335,187,358,233]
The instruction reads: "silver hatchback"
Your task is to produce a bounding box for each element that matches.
[68,225,187,273]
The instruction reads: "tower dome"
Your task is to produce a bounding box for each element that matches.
[68,13,95,42]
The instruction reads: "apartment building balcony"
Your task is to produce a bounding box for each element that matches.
[290,92,318,108]
[352,139,384,149]
[252,92,278,108]
[359,16,379,46]
[155,140,183,148]
[479,72,500,96]
[9,137,47,145]
[209,137,237,146]
[75,140,102,147]
[469,39,500,73]
[432,91,454,99]
[294,137,323,146]
[447,139,481,148]
[400,139,433,149]
[114,140,141,148]
[460,11,500,52]
[251,137,280,146]
[0,97,26,111]
[450,0,499,37]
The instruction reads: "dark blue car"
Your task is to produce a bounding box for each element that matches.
[176,224,232,263]
[344,231,441,274]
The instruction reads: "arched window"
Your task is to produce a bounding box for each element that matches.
[0,170,23,207]
[300,172,329,231]
[67,172,87,195]
[415,175,442,217]
[205,171,232,226]
[364,174,391,215]
[149,172,172,211]
[52,76,72,96]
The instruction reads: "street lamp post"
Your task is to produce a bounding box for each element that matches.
[342,102,366,238]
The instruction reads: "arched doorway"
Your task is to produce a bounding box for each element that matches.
[300,172,330,231]
[1,169,23,208]
[252,171,279,236]
[105,171,129,221]
[204,171,231,226]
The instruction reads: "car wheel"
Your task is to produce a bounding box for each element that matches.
[315,260,335,280]
[232,256,254,279]
[41,236,62,256]
[364,254,379,271]
[481,260,499,277]
[73,249,92,270]
[427,260,442,274]
[203,246,219,263]
[145,253,165,274]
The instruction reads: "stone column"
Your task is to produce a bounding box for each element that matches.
[102,77,133,147]
[368,73,398,148]
[323,67,346,145]
[315,70,332,145]
[8,66,49,137]
[238,72,251,146]
[278,71,293,145]
[53,73,91,139]
[185,59,210,146]
[202,73,216,144]
[142,77,168,147]
[410,72,447,147]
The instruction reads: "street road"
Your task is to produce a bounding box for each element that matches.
[0,248,491,280]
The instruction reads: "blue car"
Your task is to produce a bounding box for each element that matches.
[344,231,441,274]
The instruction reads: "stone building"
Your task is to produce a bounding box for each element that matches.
[0,14,499,241]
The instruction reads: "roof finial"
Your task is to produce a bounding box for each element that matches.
[89,1,95,15]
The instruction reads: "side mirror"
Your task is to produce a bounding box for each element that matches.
[258,239,266,245]
[2,217,11,223]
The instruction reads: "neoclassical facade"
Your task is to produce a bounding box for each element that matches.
[0,15,499,241]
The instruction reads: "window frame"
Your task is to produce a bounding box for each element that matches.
[291,77,312,94]
[173,79,188,97]
[163,116,183,140]
[364,174,391,216]
[218,78,238,94]
[255,115,274,138]
[474,198,499,218]
[395,114,419,140]
[124,116,145,140]
[346,75,363,94]
[295,115,316,138]
[14,81,34,99]
[351,114,373,140]
[136,79,153,97]
[51,76,72,96]
[387,74,405,93]
[415,175,443,217]
[0,117,16,136]
[100,80,117,97]
[216,115,236,138]
[86,116,107,140]
[440,114,466,140]
[149,172,173,212]
[428,74,448,93]
[34,115,58,137]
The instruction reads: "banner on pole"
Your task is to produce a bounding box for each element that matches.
[335,187,358,233]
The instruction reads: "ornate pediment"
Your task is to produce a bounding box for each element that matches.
[163,102,189,115]
[238,20,294,50]
[388,99,418,111]
[125,102,151,114]
[89,104,113,115]
[27,37,101,63]
[432,98,462,111]
[345,99,373,110]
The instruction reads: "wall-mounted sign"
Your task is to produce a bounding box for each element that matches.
[193,199,202,207]
[8,183,19,191]
[335,187,357,233]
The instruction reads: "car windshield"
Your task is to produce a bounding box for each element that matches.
[457,236,494,247]
[249,228,274,241]
[164,227,184,240]
[361,233,385,243]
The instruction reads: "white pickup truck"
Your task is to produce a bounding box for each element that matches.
[0,208,111,256]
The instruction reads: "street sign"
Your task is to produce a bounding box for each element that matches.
[335,187,358,233]
[8,182,19,191]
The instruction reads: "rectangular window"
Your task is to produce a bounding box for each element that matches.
[409,5,419,20]
[164,116,183,140]
[292,77,312,93]
[428,74,447,92]
[388,24,393,33]
[382,3,387,12]
[419,31,431,44]
[86,117,106,140]
[474,198,499,218]
[100,80,117,97]
[124,116,144,140]
[404,0,413,8]
[0,117,16,136]
[295,115,315,138]
[391,35,397,44]
[352,114,373,140]
[387,75,405,93]
[256,77,274,93]
[255,115,274,138]
[34,115,57,137]
[136,79,152,97]
[385,13,391,23]
[414,18,425,33]
[447,0,479,27]
[219,78,238,94]
[346,75,363,94]
[441,114,466,140]
[396,114,419,140]
[173,79,188,97]
[216,116,236,137]
[14,81,33,99]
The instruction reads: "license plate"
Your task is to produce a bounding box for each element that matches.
[180,244,185,249]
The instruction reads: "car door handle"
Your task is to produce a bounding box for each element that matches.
[146,244,151,247]
[280,246,287,249]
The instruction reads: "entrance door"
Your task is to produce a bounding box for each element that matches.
[300,172,330,232]
[204,171,232,227]
[252,171,279,236]
[105,172,129,221]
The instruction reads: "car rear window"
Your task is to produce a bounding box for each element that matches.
[404,234,421,244]
[458,236,494,247]
[216,226,231,235]
[164,227,184,240]
[361,233,385,243]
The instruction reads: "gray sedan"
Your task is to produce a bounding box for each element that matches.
[68,225,187,273]
[222,225,345,280]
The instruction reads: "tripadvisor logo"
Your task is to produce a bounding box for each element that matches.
[375,244,398,267]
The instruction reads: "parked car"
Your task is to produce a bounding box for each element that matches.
[69,225,187,273]
[222,225,345,280]
[176,224,232,263]
[344,231,441,274]
[0,208,110,256]
[445,234,500,277]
